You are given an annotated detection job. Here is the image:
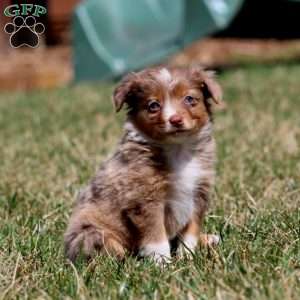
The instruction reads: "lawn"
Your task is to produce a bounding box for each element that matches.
[0,64,299,300]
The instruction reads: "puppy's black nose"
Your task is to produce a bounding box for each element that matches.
[169,114,183,127]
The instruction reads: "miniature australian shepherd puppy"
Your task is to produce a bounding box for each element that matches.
[64,66,223,264]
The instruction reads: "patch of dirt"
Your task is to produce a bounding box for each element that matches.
[0,45,72,91]
[169,38,300,68]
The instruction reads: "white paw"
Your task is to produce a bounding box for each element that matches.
[177,234,198,259]
[206,234,220,246]
[139,240,171,264]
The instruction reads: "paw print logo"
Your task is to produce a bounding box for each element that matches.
[4,16,45,48]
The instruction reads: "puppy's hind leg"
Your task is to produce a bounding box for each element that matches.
[64,223,102,261]
[199,233,220,247]
[64,209,125,262]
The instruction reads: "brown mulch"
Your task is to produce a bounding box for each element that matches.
[0,38,300,91]
[169,38,300,68]
[0,45,72,91]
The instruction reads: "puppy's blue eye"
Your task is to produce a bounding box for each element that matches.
[184,95,197,106]
[148,100,161,113]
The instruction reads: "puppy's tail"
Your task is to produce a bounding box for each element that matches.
[64,222,125,262]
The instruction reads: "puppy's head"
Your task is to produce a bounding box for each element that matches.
[113,67,222,143]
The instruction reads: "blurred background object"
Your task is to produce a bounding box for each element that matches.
[73,0,243,81]
[46,0,80,44]
[0,0,300,90]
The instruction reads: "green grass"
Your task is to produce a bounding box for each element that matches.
[0,64,299,299]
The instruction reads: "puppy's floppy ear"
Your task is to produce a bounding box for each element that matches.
[191,68,223,105]
[112,73,137,112]
[201,71,223,105]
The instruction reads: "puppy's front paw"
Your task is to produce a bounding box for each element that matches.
[139,240,171,265]
[177,234,198,259]
[200,234,220,247]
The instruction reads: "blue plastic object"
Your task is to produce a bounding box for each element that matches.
[73,0,244,81]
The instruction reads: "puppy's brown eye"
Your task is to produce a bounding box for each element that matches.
[184,95,197,106]
[147,100,161,113]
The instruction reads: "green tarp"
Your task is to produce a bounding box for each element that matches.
[73,0,244,81]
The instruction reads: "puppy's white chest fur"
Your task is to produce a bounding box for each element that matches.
[166,147,203,230]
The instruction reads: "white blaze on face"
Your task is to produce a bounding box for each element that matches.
[156,68,172,85]
[163,99,177,131]
[156,68,178,131]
